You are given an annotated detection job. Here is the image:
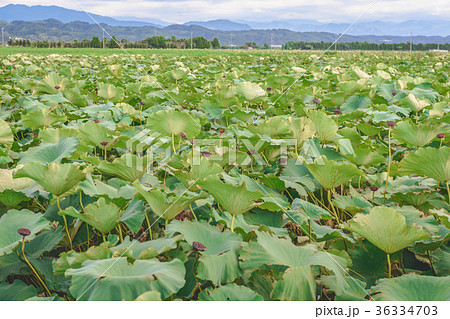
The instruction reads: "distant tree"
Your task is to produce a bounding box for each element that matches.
[193,36,210,49]
[91,36,101,48]
[263,43,270,49]
[212,37,220,49]
[109,36,119,48]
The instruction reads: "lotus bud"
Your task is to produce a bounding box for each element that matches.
[313,98,320,105]
[370,186,379,192]
[54,86,60,90]
[201,151,212,157]
[189,140,196,145]
[93,119,100,123]
[437,133,445,139]
[386,121,396,127]
[100,141,108,146]
[218,128,225,134]
[192,241,207,252]
[333,109,342,115]
[18,228,31,237]
[179,132,187,139]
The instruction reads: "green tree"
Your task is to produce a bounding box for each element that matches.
[212,37,220,49]
[91,36,101,48]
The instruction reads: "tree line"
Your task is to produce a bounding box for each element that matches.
[283,40,450,51]
[6,36,449,51]
[7,35,221,49]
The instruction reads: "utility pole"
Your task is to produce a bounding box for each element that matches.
[1,27,4,47]
[190,31,193,49]
[410,32,412,53]
[270,33,273,48]
[230,33,233,47]
[103,29,105,49]
[335,33,337,51]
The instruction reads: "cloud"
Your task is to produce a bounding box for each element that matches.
[2,0,449,23]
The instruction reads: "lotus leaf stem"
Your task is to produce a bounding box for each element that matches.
[230,215,235,233]
[57,197,72,250]
[117,224,123,243]
[21,238,51,296]
[145,214,153,240]
[383,127,392,204]
[189,203,198,221]
[387,253,392,279]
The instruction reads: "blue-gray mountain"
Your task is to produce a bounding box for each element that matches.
[1,19,449,45]
[1,4,449,36]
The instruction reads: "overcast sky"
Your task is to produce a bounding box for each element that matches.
[2,0,449,23]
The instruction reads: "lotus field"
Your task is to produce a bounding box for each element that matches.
[0,50,449,301]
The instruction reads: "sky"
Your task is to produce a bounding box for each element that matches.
[2,0,450,23]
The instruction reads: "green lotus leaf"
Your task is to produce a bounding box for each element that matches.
[240,231,349,299]
[22,108,67,130]
[333,194,373,214]
[135,291,162,301]
[432,245,450,277]
[308,110,337,142]
[0,209,50,256]
[77,121,111,147]
[344,145,385,167]
[393,121,448,148]
[63,88,88,107]
[147,109,201,140]
[305,156,364,189]
[344,206,430,254]
[320,276,368,301]
[112,235,180,260]
[400,93,430,113]
[66,257,185,300]
[0,281,38,301]
[249,116,291,138]
[371,274,450,301]
[119,198,147,233]
[167,220,242,285]
[172,157,223,190]
[271,265,316,300]
[97,83,124,103]
[14,162,86,197]
[399,147,450,183]
[0,189,30,207]
[237,81,267,102]
[39,127,78,143]
[341,94,371,113]
[0,167,33,192]
[199,175,263,216]
[19,136,79,164]
[59,198,122,235]
[36,73,71,94]
[0,119,13,149]
[286,116,316,146]
[167,69,187,82]
[133,181,207,221]
[199,283,263,301]
[291,198,332,220]
[97,154,148,182]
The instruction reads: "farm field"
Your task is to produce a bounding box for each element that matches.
[0,48,449,301]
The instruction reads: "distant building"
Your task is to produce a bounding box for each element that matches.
[270,44,282,49]
[429,49,448,52]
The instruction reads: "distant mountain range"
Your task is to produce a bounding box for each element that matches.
[1,19,449,46]
[0,4,162,27]
[1,4,449,37]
